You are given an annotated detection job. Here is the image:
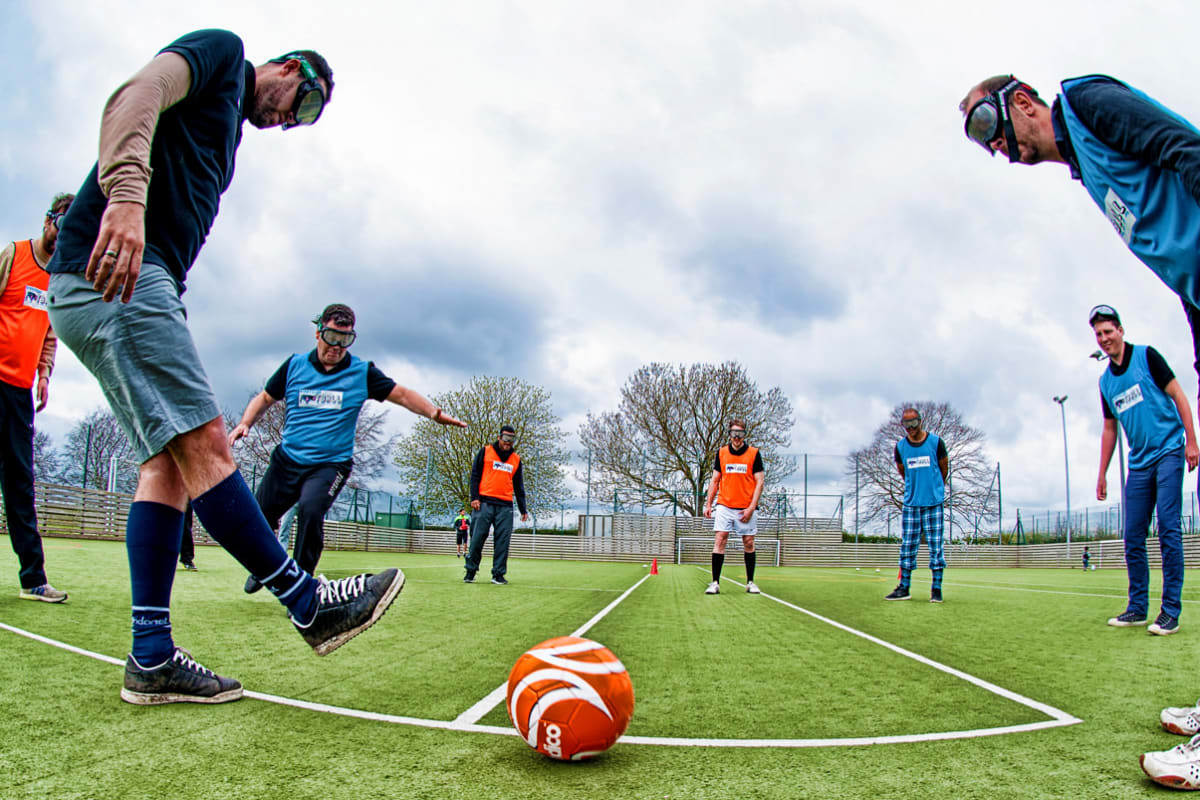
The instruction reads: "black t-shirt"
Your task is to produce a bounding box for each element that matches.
[893,436,948,467]
[712,442,765,474]
[264,350,396,402]
[1100,343,1175,418]
[49,29,250,291]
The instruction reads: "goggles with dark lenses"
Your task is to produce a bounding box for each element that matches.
[499,433,516,443]
[964,78,1032,163]
[273,53,327,130]
[902,418,921,430]
[730,429,746,438]
[1088,304,1121,325]
[318,326,356,347]
[47,210,66,230]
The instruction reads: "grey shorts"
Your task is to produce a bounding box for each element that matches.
[48,264,220,463]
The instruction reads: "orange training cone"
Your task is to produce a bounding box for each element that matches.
[650,558,659,575]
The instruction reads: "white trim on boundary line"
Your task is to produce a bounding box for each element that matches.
[452,572,652,725]
[701,568,1082,726]
[0,566,1082,748]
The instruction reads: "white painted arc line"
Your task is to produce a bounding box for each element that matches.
[0,618,1081,747]
[1,566,1084,748]
[704,569,1081,725]
[0,621,124,667]
[807,568,1200,604]
[0,618,1080,743]
[620,718,1081,747]
[452,572,652,725]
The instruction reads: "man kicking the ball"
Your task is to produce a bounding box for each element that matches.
[703,420,765,595]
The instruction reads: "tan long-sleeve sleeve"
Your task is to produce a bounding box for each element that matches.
[97,52,192,204]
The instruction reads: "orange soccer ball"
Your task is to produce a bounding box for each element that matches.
[506,635,635,761]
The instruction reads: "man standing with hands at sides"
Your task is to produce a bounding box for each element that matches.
[230,304,466,593]
[453,508,471,558]
[703,419,765,595]
[465,425,528,585]
[886,408,949,603]
[1093,305,1197,635]
[46,28,406,706]
[1,194,73,603]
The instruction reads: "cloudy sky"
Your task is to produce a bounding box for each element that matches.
[5,0,1200,525]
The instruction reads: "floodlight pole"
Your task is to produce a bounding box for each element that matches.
[1053,395,1071,559]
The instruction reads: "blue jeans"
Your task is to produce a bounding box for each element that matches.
[1123,446,1185,618]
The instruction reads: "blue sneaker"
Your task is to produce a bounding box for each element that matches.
[1150,612,1180,636]
[1108,610,1148,627]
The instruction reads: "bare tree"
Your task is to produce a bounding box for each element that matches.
[392,375,570,521]
[32,429,61,484]
[845,401,993,536]
[225,389,399,490]
[57,409,139,492]
[578,362,796,516]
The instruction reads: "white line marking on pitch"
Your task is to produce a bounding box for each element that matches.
[0,566,1082,748]
[807,568,1200,604]
[453,572,652,725]
[696,569,1081,731]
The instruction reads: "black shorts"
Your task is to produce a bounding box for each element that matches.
[456,530,469,545]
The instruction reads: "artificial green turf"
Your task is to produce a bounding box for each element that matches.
[2,536,1198,798]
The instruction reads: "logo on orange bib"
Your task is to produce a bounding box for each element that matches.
[492,461,514,474]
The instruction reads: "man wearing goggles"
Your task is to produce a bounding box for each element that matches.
[465,425,529,585]
[961,72,1200,426]
[703,420,766,595]
[232,303,466,595]
[886,408,948,603]
[44,29,360,706]
[0,192,74,605]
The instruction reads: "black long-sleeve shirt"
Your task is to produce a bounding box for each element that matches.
[1054,77,1200,204]
[469,442,528,515]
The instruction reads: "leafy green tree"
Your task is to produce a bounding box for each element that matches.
[393,376,570,522]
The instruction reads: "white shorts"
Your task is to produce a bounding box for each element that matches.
[713,504,757,538]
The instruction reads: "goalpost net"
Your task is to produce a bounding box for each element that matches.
[675,537,780,566]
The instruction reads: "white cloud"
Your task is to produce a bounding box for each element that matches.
[7,0,1200,521]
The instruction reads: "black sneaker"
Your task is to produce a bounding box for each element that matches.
[1150,612,1181,636]
[120,648,243,705]
[244,575,264,594]
[491,576,508,585]
[464,571,476,584]
[884,585,911,601]
[930,588,943,604]
[293,569,405,656]
[1108,610,1149,627]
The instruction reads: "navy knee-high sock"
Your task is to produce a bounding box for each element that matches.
[191,471,318,624]
[127,502,182,665]
[744,550,757,582]
[712,552,725,582]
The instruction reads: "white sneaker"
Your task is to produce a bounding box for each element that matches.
[1163,700,1200,736]
[704,581,720,595]
[1141,733,1200,789]
[746,581,761,594]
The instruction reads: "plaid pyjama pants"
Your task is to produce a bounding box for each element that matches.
[899,504,946,571]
